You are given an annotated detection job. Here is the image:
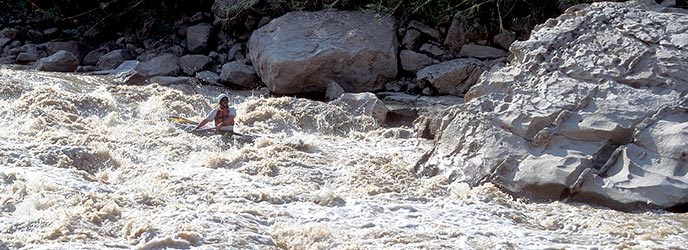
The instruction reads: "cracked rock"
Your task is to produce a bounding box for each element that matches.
[419,1,688,210]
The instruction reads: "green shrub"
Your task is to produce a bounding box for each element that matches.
[4,0,214,41]
[358,0,625,33]
[1,0,641,42]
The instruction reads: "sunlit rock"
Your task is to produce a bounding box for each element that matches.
[421,1,688,210]
[331,92,389,125]
[248,10,398,95]
[574,104,688,209]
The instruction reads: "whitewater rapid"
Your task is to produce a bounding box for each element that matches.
[0,66,686,249]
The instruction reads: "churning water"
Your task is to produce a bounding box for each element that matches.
[0,66,686,249]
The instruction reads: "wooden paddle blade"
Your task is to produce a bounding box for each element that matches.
[169,116,197,124]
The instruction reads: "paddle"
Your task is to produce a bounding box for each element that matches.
[168,116,197,125]
[168,116,249,137]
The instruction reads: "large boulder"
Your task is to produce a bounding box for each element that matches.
[219,61,258,88]
[180,54,212,75]
[186,23,213,53]
[134,53,181,77]
[416,58,485,96]
[248,10,398,95]
[399,50,433,73]
[46,41,81,57]
[96,49,135,70]
[418,1,688,211]
[83,48,108,66]
[36,50,79,72]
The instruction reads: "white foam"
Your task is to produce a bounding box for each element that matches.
[0,67,686,249]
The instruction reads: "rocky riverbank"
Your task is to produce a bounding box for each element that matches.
[2,0,595,95]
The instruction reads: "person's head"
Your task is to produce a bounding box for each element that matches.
[217,93,229,106]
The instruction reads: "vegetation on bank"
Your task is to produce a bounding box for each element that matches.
[1,0,680,43]
[0,0,215,41]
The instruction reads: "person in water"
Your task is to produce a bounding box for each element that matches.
[192,93,236,133]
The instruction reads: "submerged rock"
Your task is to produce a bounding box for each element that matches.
[420,1,688,211]
[331,92,389,125]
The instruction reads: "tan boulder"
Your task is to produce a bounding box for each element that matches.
[248,10,398,95]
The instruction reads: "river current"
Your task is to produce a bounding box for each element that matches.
[0,66,685,249]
